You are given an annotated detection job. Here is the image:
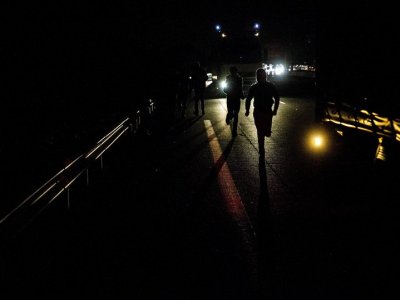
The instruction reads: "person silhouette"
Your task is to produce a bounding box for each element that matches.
[175,64,190,118]
[190,61,208,116]
[245,68,280,157]
[223,66,244,137]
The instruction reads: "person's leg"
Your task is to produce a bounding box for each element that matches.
[226,99,233,124]
[200,90,205,114]
[265,111,273,137]
[232,100,240,136]
[232,114,239,135]
[182,93,187,117]
[194,91,199,115]
[254,110,266,156]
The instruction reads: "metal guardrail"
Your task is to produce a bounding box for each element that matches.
[0,99,156,236]
[317,101,400,162]
[319,101,400,142]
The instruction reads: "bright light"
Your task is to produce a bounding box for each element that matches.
[264,64,274,75]
[263,63,286,76]
[216,25,221,31]
[313,136,323,148]
[220,80,227,89]
[275,64,285,75]
[254,32,259,37]
[221,33,227,38]
[254,23,260,29]
[306,129,329,154]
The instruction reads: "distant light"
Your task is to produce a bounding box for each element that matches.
[216,25,221,32]
[275,64,285,75]
[221,33,227,38]
[263,63,274,75]
[220,80,227,89]
[254,23,260,29]
[254,32,259,37]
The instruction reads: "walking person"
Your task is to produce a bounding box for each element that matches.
[223,66,244,137]
[175,64,190,118]
[245,68,280,157]
[190,61,208,116]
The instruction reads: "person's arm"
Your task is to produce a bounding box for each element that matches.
[273,86,280,115]
[223,76,229,94]
[203,69,208,82]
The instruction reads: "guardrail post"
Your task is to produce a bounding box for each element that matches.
[134,110,141,134]
[148,99,155,115]
[375,137,386,161]
[67,188,70,209]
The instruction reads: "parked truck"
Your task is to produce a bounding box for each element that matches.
[207,22,265,95]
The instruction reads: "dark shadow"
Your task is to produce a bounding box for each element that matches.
[166,115,202,140]
[256,157,272,251]
[255,157,281,299]
[179,119,227,145]
[197,138,235,200]
[161,119,228,166]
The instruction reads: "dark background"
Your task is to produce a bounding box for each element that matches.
[4,0,318,154]
[7,1,398,115]
[6,0,318,112]
[3,1,399,211]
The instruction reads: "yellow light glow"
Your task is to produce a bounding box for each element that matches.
[313,136,323,147]
[306,129,330,154]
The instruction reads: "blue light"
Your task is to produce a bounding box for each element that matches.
[216,25,221,32]
[254,23,260,29]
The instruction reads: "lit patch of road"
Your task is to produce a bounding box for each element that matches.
[204,120,257,279]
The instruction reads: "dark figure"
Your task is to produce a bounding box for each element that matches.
[245,68,280,157]
[175,65,191,118]
[190,61,208,116]
[223,66,244,137]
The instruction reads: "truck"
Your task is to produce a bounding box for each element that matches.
[206,22,265,95]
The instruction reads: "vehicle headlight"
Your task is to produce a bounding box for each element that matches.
[275,64,285,75]
[220,80,227,89]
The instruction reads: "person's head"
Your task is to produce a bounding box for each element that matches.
[256,68,267,82]
[229,66,238,75]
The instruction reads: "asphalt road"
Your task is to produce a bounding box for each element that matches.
[1,95,398,299]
